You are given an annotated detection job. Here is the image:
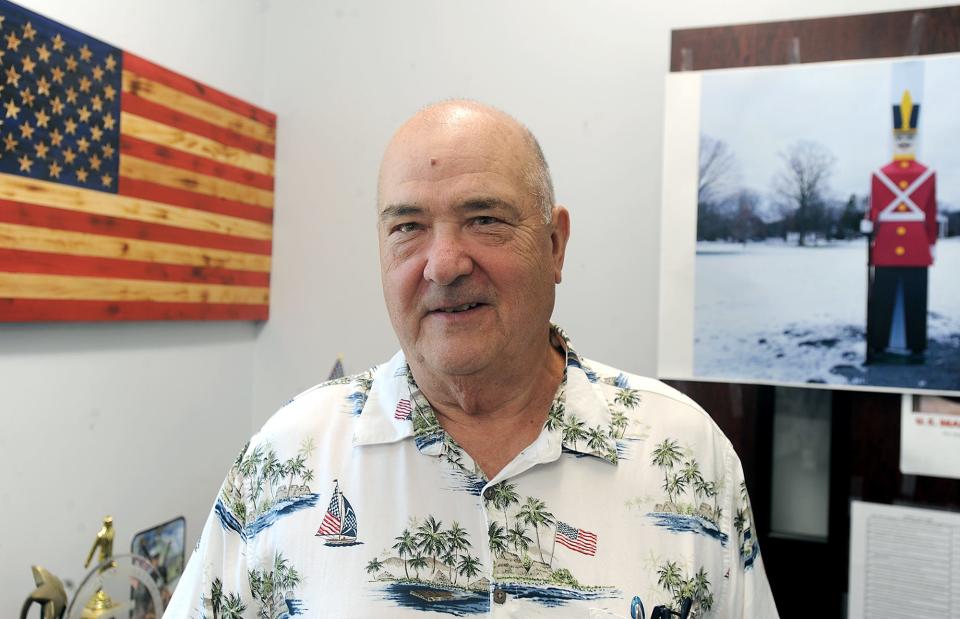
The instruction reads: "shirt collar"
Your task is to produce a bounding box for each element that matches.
[352,326,618,466]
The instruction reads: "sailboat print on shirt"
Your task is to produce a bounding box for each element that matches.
[316,479,362,547]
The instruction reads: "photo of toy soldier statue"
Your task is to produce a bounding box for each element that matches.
[864,65,938,364]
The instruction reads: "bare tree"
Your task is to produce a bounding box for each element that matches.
[698,135,738,205]
[772,141,836,246]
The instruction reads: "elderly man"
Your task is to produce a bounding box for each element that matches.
[167,101,778,618]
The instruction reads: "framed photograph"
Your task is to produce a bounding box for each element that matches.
[130,516,186,618]
[660,53,960,395]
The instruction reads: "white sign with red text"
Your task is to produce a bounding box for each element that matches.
[900,394,960,480]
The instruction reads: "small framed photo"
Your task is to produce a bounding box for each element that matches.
[130,516,186,618]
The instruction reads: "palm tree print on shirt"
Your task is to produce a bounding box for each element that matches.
[346,371,375,416]
[517,497,555,563]
[248,552,306,618]
[215,437,319,541]
[656,561,714,617]
[204,578,247,619]
[366,516,489,615]
[644,438,729,545]
[481,484,617,606]
[202,553,306,619]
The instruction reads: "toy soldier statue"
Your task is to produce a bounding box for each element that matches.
[863,63,937,363]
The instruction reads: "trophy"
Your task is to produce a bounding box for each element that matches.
[22,516,165,619]
[80,516,118,617]
[68,516,164,619]
[20,565,67,619]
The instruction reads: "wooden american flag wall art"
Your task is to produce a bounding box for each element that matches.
[0,0,275,321]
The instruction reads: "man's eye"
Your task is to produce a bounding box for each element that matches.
[391,222,421,234]
[472,216,500,226]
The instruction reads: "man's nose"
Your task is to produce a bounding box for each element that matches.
[423,229,473,286]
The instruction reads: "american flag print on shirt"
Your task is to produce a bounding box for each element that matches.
[394,398,412,421]
[0,0,275,322]
[555,520,597,556]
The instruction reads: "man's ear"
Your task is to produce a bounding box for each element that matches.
[549,206,570,284]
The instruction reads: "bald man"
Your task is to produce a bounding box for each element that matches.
[168,101,778,618]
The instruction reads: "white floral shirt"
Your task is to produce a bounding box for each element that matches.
[167,328,778,618]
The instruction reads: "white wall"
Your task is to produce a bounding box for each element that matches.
[0,0,267,613]
[252,0,941,427]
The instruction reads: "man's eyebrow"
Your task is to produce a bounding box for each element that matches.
[457,198,520,217]
[379,199,520,221]
[379,204,423,221]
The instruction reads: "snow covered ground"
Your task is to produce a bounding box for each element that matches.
[694,237,960,392]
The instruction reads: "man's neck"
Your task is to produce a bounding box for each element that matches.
[409,336,566,479]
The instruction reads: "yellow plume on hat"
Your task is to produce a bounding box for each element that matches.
[900,90,913,130]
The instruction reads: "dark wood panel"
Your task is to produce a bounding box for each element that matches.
[667,380,960,619]
[671,5,960,71]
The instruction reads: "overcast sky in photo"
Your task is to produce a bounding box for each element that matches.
[700,53,960,212]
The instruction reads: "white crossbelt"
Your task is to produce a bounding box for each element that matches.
[874,166,934,222]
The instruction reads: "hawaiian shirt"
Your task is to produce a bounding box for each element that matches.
[167,328,778,618]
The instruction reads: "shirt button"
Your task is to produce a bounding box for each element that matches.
[483,486,495,501]
[493,588,507,604]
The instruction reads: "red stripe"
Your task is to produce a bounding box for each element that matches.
[0,248,270,287]
[0,298,268,321]
[123,52,276,128]
[0,199,272,256]
[120,135,275,191]
[317,514,340,536]
[118,177,273,224]
[121,95,276,159]
[556,536,596,555]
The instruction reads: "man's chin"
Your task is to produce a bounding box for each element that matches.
[418,346,494,377]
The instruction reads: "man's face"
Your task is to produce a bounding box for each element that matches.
[377,111,567,378]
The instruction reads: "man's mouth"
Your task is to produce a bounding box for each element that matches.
[435,302,480,314]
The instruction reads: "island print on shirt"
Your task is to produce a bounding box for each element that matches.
[641,438,730,546]
[363,489,617,616]
[214,437,320,541]
[647,559,715,618]
[199,552,307,619]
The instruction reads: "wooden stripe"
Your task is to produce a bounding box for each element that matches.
[122,94,275,159]
[0,199,272,255]
[0,172,273,240]
[0,298,269,321]
[0,247,271,287]
[122,70,275,145]
[120,134,274,192]
[0,222,272,272]
[121,112,275,177]
[0,272,269,304]
[118,177,273,224]
[119,155,274,210]
[123,52,277,128]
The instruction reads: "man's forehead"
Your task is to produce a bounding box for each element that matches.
[379,117,527,201]
[384,115,518,168]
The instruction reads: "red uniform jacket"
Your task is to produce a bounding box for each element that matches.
[869,159,937,267]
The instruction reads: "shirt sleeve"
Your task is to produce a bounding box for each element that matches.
[720,447,780,618]
[165,444,255,618]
